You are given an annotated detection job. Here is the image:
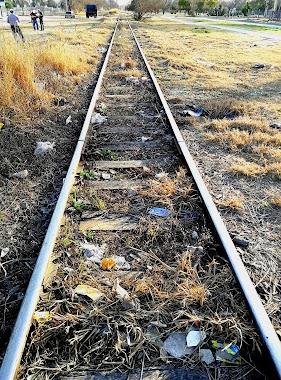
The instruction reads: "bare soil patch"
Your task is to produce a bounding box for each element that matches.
[134,18,281,336]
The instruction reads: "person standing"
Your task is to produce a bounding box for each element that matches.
[7,9,25,42]
[30,10,39,30]
[37,9,44,31]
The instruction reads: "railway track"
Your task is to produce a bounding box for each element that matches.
[0,18,280,380]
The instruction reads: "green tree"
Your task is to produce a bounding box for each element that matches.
[5,1,12,9]
[241,1,251,14]
[204,0,219,10]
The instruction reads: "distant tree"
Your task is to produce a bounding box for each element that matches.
[179,0,191,12]
[47,0,57,7]
[159,0,173,13]
[5,1,12,9]
[190,0,204,13]
[249,0,273,11]
[241,1,251,14]
[127,0,155,20]
[204,0,219,11]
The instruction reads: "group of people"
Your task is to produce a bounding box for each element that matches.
[7,8,44,42]
[30,10,44,31]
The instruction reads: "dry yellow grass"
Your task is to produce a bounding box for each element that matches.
[270,197,281,206]
[215,196,244,210]
[136,18,281,179]
[230,159,281,177]
[0,21,112,124]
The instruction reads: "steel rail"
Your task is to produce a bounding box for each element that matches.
[0,20,120,380]
[127,20,281,379]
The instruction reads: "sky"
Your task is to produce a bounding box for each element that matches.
[117,0,130,6]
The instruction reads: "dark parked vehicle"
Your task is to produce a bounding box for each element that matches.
[85,4,97,18]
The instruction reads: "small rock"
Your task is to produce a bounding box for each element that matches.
[200,349,215,364]
[232,237,249,247]
[163,332,194,359]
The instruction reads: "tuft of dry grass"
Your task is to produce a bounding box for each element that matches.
[215,196,244,210]
[230,159,281,177]
[270,197,281,206]
[230,160,266,177]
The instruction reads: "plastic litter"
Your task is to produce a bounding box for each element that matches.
[186,246,204,254]
[74,285,103,302]
[270,123,281,131]
[200,349,215,364]
[141,76,148,81]
[149,208,170,217]
[184,211,200,220]
[232,237,249,247]
[212,340,241,364]
[180,107,203,117]
[34,141,55,156]
[0,123,4,130]
[66,115,72,125]
[253,64,265,69]
[163,332,194,359]
[186,330,206,347]
[126,76,139,84]
[101,258,116,270]
[101,255,130,270]
[11,170,28,179]
[101,173,110,180]
[82,243,106,263]
[114,278,130,301]
[192,231,198,240]
[33,311,52,322]
[224,113,238,120]
[97,47,107,53]
[0,248,9,258]
[141,136,151,143]
[196,59,214,67]
[155,172,168,179]
[91,113,107,124]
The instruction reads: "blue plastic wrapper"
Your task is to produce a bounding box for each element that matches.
[149,208,171,217]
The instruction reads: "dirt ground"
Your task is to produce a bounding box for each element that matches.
[0,14,280,376]
[134,17,281,337]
